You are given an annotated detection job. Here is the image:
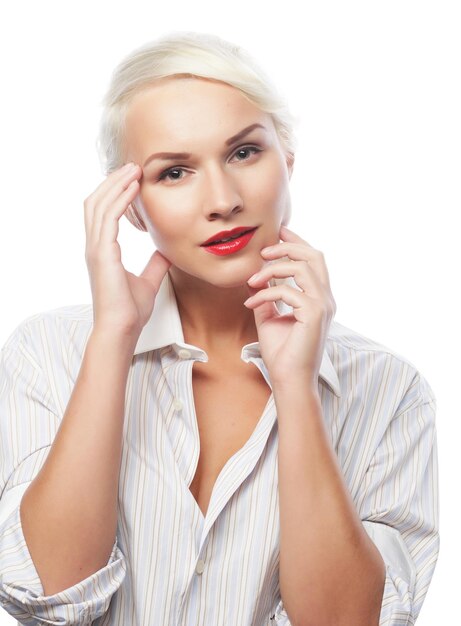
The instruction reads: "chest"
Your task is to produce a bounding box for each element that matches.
[188,360,272,517]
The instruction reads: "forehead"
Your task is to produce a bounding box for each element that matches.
[124,77,274,153]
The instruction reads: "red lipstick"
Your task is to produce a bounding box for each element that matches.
[200,226,258,256]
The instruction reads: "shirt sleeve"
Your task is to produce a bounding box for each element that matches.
[358,375,439,626]
[0,325,127,625]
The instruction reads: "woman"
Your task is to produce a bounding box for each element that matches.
[0,32,438,625]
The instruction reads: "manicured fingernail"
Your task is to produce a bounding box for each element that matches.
[247,272,261,283]
[243,297,253,306]
[261,247,273,254]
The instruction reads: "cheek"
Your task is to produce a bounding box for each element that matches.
[256,162,291,218]
[145,213,181,247]
[137,190,190,242]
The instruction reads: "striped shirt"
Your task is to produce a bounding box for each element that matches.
[0,272,439,625]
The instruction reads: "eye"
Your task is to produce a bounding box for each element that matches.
[156,145,262,183]
[158,167,186,182]
[231,146,262,161]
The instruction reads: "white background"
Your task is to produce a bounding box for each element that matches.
[0,1,459,623]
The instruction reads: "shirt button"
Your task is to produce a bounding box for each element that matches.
[178,349,192,359]
[173,398,183,411]
[195,559,205,574]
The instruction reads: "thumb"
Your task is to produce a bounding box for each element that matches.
[140,250,172,291]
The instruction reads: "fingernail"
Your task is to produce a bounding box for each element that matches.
[261,246,273,254]
[247,272,260,283]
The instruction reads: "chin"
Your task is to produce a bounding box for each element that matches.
[173,258,263,290]
[208,276,252,289]
[201,269,257,289]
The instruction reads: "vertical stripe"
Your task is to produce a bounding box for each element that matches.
[0,298,439,625]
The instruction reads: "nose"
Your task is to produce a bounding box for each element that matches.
[202,165,243,220]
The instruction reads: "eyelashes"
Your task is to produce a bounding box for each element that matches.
[157,168,185,182]
[157,145,263,183]
[232,146,263,160]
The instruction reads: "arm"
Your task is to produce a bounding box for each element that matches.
[0,329,127,626]
[245,227,384,625]
[19,329,136,594]
[1,161,171,625]
[244,227,438,625]
[273,381,385,626]
[270,373,438,626]
[19,160,170,596]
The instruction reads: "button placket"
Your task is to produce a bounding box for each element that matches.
[173,398,183,411]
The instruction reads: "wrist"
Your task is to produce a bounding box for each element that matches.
[89,326,140,357]
[270,371,321,398]
[272,378,324,429]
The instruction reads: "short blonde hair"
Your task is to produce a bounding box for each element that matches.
[96,31,298,176]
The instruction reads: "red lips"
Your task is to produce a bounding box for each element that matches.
[200,226,258,246]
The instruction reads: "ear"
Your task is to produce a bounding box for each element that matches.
[125,201,148,232]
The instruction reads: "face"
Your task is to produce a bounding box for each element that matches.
[123,76,294,289]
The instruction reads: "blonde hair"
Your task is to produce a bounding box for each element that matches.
[96,31,298,176]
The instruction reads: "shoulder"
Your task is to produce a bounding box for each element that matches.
[328,318,413,358]
[1,304,94,366]
[327,319,436,411]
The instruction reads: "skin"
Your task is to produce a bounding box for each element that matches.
[119,77,385,625]
[20,76,384,620]
[122,76,294,350]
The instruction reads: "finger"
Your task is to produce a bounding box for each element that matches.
[92,173,141,240]
[244,284,305,312]
[87,162,140,208]
[93,167,141,219]
[260,242,331,287]
[97,180,140,245]
[245,284,279,326]
[279,225,315,248]
[139,250,172,291]
[85,164,141,240]
[247,260,324,296]
[262,242,320,262]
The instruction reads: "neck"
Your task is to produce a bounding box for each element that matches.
[168,266,258,353]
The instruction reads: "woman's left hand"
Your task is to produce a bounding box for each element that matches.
[244,225,337,388]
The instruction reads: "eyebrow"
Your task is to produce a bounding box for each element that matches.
[142,123,267,168]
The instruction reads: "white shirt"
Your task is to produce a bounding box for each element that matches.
[0,273,439,625]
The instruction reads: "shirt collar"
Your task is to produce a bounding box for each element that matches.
[134,271,341,398]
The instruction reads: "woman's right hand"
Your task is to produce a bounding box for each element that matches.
[84,162,171,339]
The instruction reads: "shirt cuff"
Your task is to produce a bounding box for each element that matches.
[0,503,126,625]
[362,521,415,625]
[271,598,292,624]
